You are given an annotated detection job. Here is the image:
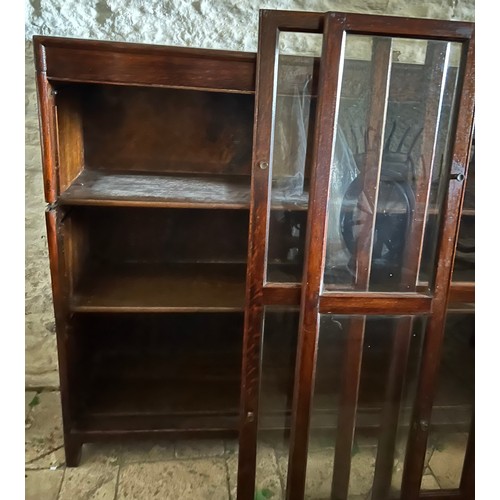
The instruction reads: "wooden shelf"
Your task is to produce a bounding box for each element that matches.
[75,336,472,433]
[60,169,309,210]
[71,262,247,312]
[60,170,251,209]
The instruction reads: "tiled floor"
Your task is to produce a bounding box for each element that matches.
[25,390,468,500]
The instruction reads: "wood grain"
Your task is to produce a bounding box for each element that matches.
[330,36,392,500]
[71,262,247,312]
[34,35,256,93]
[371,41,450,500]
[286,14,345,500]
[401,33,475,499]
[59,169,309,210]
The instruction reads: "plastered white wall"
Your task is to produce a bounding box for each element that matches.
[26,0,474,51]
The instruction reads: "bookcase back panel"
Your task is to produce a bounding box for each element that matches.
[75,313,244,416]
[73,207,250,265]
[78,85,254,175]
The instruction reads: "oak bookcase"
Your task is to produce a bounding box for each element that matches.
[34,10,474,499]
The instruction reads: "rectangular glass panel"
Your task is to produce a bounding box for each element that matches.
[324,35,464,293]
[421,311,474,491]
[453,134,474,283]
[267,32,322,283]
[300,314,426,499]
[255,307,300,499]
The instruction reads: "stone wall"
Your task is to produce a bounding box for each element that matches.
[26,1,474,48]
[24,1,475,389]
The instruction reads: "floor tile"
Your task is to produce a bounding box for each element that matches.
[25,391,38,420]
[228,446,283,500]
[121,440,175,463]
[118,459,229,500]
[25,391,64,469]
[25,469,63,500]
[421,473,441,490]
[175,438,225,459]
[428,433,468,489]
[58,463,119,500]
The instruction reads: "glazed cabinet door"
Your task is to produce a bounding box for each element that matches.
[237,10,325,498]
[238,10,474,500]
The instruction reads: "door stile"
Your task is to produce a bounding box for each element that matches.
[329,37,393,500]
[237,10,324,500]
[371,41,450,500]
[237,11,278,499]
[401,34,475,499]
[285,13,348,500]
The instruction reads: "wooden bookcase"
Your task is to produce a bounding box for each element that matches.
[34,10,474,499]
[34,36,259,465]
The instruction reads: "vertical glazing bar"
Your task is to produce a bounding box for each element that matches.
[401,35,475,500]
[237,11,278,500]
[330,37,392,500]
[285,13,347,500]
[352,38,392,289]
[371,41,449,500]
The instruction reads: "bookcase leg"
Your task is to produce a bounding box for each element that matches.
[64,437,82,467]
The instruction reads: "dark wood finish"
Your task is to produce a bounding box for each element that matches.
[330,36,392,500]
[371,41,449,500]
[35,12,474,494]
[35,72,59,203]
[59,169,309,210]
[80,86,254,175]
[34,35,256,93]
[319,293,432,315]
[339,12,473,40]
[35,36,258,468]
[286,14,345,500]
[262,283,302,306]
[236,9,282,497]
[401,34,475,499]
[34,38,257,203]
[245,10,474,500]
[55,86,84,192]
[45,207,83,465]
[263,286,437,312]
[60,170,253,209]
[448,282,475,304]
[236,12,277,497]
[71,262,246,312]
[419,492,462,500]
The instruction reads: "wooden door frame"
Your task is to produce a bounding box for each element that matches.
[238,9,474,500]
[236,11,325,499]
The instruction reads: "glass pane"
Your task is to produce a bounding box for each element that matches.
[324,35,464,292]
[298,314,426,499]
[453,133,475,283]
[421,312,474,490]
[255,306,300,498]
[267,32,322,283]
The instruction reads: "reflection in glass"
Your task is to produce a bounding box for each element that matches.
[453,134,475,283]
[267,32,322,283]
[255,307,300,499]
[323,36,464,292]
[421,312,474,490]
[302,315,425,499]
